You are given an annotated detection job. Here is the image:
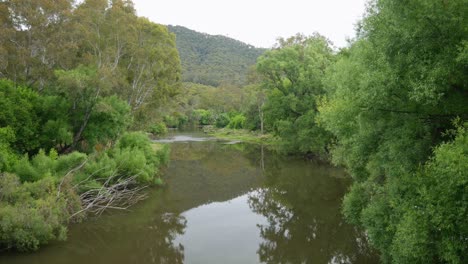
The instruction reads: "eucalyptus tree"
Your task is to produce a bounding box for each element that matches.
[0,0,75,90]
[72,0,180,125]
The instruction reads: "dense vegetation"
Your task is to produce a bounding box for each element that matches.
[168,25,265,87]
[318,1,467,262]
[170,0,467,262]
[0,0,174,252]
[0,0,466,261]
[239,0,467,263]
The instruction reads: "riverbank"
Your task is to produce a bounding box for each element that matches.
[0,133,170,252]
[206,128,279,147]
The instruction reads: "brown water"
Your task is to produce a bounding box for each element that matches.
[0,132,378,264]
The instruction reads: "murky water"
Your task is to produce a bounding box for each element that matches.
[0,132,378,264]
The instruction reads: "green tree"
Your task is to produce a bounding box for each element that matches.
[72,0,181,126]
[0,0,75,90]
[318,0,468,262]
[0,80,41,153]
[257,34,334,154]
[242,84,266,132]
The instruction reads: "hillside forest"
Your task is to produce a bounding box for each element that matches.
[1,0,467,263]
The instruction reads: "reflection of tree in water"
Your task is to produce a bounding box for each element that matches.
[39,212,189,264]
[248,158,377,264]
[143,213,187,264]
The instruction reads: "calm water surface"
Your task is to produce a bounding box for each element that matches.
[1,132,378,264]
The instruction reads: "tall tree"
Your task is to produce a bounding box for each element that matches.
[72,0,181,123]
[257,34,334,154]
[0,0,75,90]
[318,0,468,262]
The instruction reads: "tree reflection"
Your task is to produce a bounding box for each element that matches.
[248,158,377,263]
[32,211,189,264]
[142,212,187,264]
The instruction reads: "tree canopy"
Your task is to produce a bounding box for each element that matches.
[317,0,468,262]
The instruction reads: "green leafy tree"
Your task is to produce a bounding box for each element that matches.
[227,114,246,129]
[318,0,468,262]
[257,34,334,154]
[72,1,181,126]
[0,0,75,90]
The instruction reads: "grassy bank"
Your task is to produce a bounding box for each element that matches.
[207,128,278,146]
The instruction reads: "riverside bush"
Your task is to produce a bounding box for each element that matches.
[13,150,87,183]
[0,174,70,252]
[215,113,230,128]
[227,114,246,129]
[149,122,168,136]
[78,132,169,187]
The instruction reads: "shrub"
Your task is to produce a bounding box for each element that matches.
[215,113,230,128]
[227,114,246,129]
[149,122,168,136]
[80,132,170,186]
[0,127,18,172]
[13,150,87,183]
[192,109,214,125]
[0,174,71,252]
[163,115,178,128]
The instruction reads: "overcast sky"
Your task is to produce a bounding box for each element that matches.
[132,0,368,49]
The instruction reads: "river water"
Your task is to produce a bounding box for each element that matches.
[0,132,378,264]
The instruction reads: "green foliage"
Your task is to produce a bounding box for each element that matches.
[80,132,169,186]
[83,95,132,147]
[319,0,468,262]
[163,115,178,128]
[242,84,266,131]
[35,95,73,151]
[227,114,246,129]
[342,182,369,226]
[192,109,214,126]
[13,150,87,183]
[1,0,181,135]
[0,0,75,89]
[168,25,265,87]
[0,127,18,172]
[0,174,72,252]
[149,122,168,136]
[0,0,177,253]
[165,82,247,129]
[389,125,468,263]
[257,34,334,154]
[215,113,231,128]
[53,67,132,151]
[0,79,41,153]
[0,79,75,154]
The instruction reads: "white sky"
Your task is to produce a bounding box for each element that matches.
[132,0,368,49]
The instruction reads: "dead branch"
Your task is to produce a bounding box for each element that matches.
[69,172,149,220]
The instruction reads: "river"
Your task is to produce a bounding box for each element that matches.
[0,132,378,264]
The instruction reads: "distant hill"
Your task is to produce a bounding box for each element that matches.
[168,25,265,87]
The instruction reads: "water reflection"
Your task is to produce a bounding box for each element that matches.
[0,133,377,264]
[0,208,187,264]
[248,156,377,264]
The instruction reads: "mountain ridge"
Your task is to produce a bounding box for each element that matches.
[167,25,266,87]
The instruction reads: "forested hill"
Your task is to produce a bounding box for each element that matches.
[168,25,266,87]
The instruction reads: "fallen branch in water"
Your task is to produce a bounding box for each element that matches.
[69,173,148,219]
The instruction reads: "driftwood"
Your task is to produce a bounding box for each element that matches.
[70,174,148,219]
[57,162,149,220]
